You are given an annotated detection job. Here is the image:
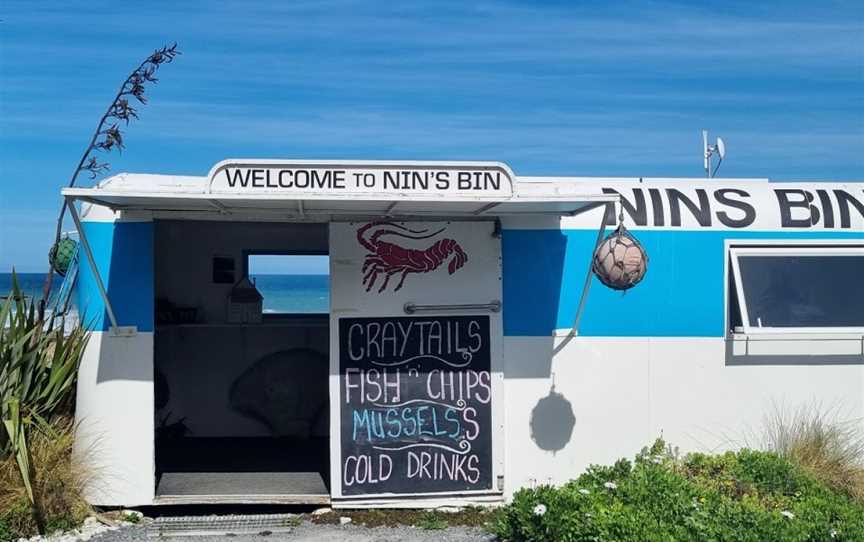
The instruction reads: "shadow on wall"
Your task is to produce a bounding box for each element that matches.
[78,221,155,383]
[94,331,155,383]
[530,382,576,453]
[502,227,582,453]
[501,228,570,378]
[724,339,864,366]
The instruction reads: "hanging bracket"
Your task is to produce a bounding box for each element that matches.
[566,200,616,338]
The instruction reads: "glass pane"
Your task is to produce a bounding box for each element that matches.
[248,254,329,314]
[737,255,864,328]
[728,267,743,330]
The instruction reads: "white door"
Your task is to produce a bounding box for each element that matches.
[329,220,504,502]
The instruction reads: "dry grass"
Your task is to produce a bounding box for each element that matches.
[762,403,864,501]
[0,417,93,538]
[309,507,497,529]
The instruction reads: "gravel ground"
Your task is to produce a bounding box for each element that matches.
[88,522,496,542]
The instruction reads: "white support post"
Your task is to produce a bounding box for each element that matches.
[570,201,614,336]
[66,197,135,336]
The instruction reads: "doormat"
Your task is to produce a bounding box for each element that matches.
[146,514,300,537]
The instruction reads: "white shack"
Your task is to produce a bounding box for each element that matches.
[62,160,864,507]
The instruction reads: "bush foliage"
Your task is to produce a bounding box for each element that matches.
[493,439,864,541]
[1,274,90,537]
[0,418,91,541]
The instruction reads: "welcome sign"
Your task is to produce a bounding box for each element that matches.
[338,315,493,495]
[207,160,514,198]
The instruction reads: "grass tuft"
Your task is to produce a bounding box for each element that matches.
[308,506,496,529]
[0,418,93,540]
[417,511,449,530]
[761,403,864,500]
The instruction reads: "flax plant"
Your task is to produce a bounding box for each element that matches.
[40,43,180,315]
[1,273,89,533]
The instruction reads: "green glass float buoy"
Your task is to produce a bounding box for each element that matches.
[49,237,78,276]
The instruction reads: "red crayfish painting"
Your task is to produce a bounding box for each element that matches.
[357,221,469,293]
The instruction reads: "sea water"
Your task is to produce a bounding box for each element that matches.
[0,273,56,302]
[250,274,329,313]
[0,273,330,314]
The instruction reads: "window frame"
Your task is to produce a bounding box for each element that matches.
[727,242,864,335]
[243,249,330,318]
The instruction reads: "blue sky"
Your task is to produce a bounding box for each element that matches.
[1,0,862,272]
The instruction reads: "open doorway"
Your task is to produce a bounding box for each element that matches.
[153,220,331,504]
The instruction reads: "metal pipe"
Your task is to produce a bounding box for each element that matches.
[570,201,613,335]
[66,198,120,329]
[404,301,501,314]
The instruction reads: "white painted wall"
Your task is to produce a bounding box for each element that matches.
[502,336,864,497]
[79,330,863,506]
[74,331,155,506]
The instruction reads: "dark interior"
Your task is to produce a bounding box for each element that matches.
[156,438,329,475]
[152,220,331,501]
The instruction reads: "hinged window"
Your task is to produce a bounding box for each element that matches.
[728,245,864,334]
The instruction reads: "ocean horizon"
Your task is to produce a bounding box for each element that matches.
[1,272,329,314]
[250,273,329,313]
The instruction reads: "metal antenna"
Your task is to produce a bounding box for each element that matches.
[702,130,726,178]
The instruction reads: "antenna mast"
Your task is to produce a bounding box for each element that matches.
[702,130,726,178]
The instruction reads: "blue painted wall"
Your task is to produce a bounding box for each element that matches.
[76,221,154,332]
[73,218,859,337]
[502,229,863,337]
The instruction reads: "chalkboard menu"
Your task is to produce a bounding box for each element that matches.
[339,315,493,496]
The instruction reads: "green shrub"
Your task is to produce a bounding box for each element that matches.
[120,510,143,524]
[0,499,32,542]
[492,439,864,541]
[417,511,448,530]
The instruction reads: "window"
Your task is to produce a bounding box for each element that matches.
[246,253,330,315]
[728,245,864,333]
